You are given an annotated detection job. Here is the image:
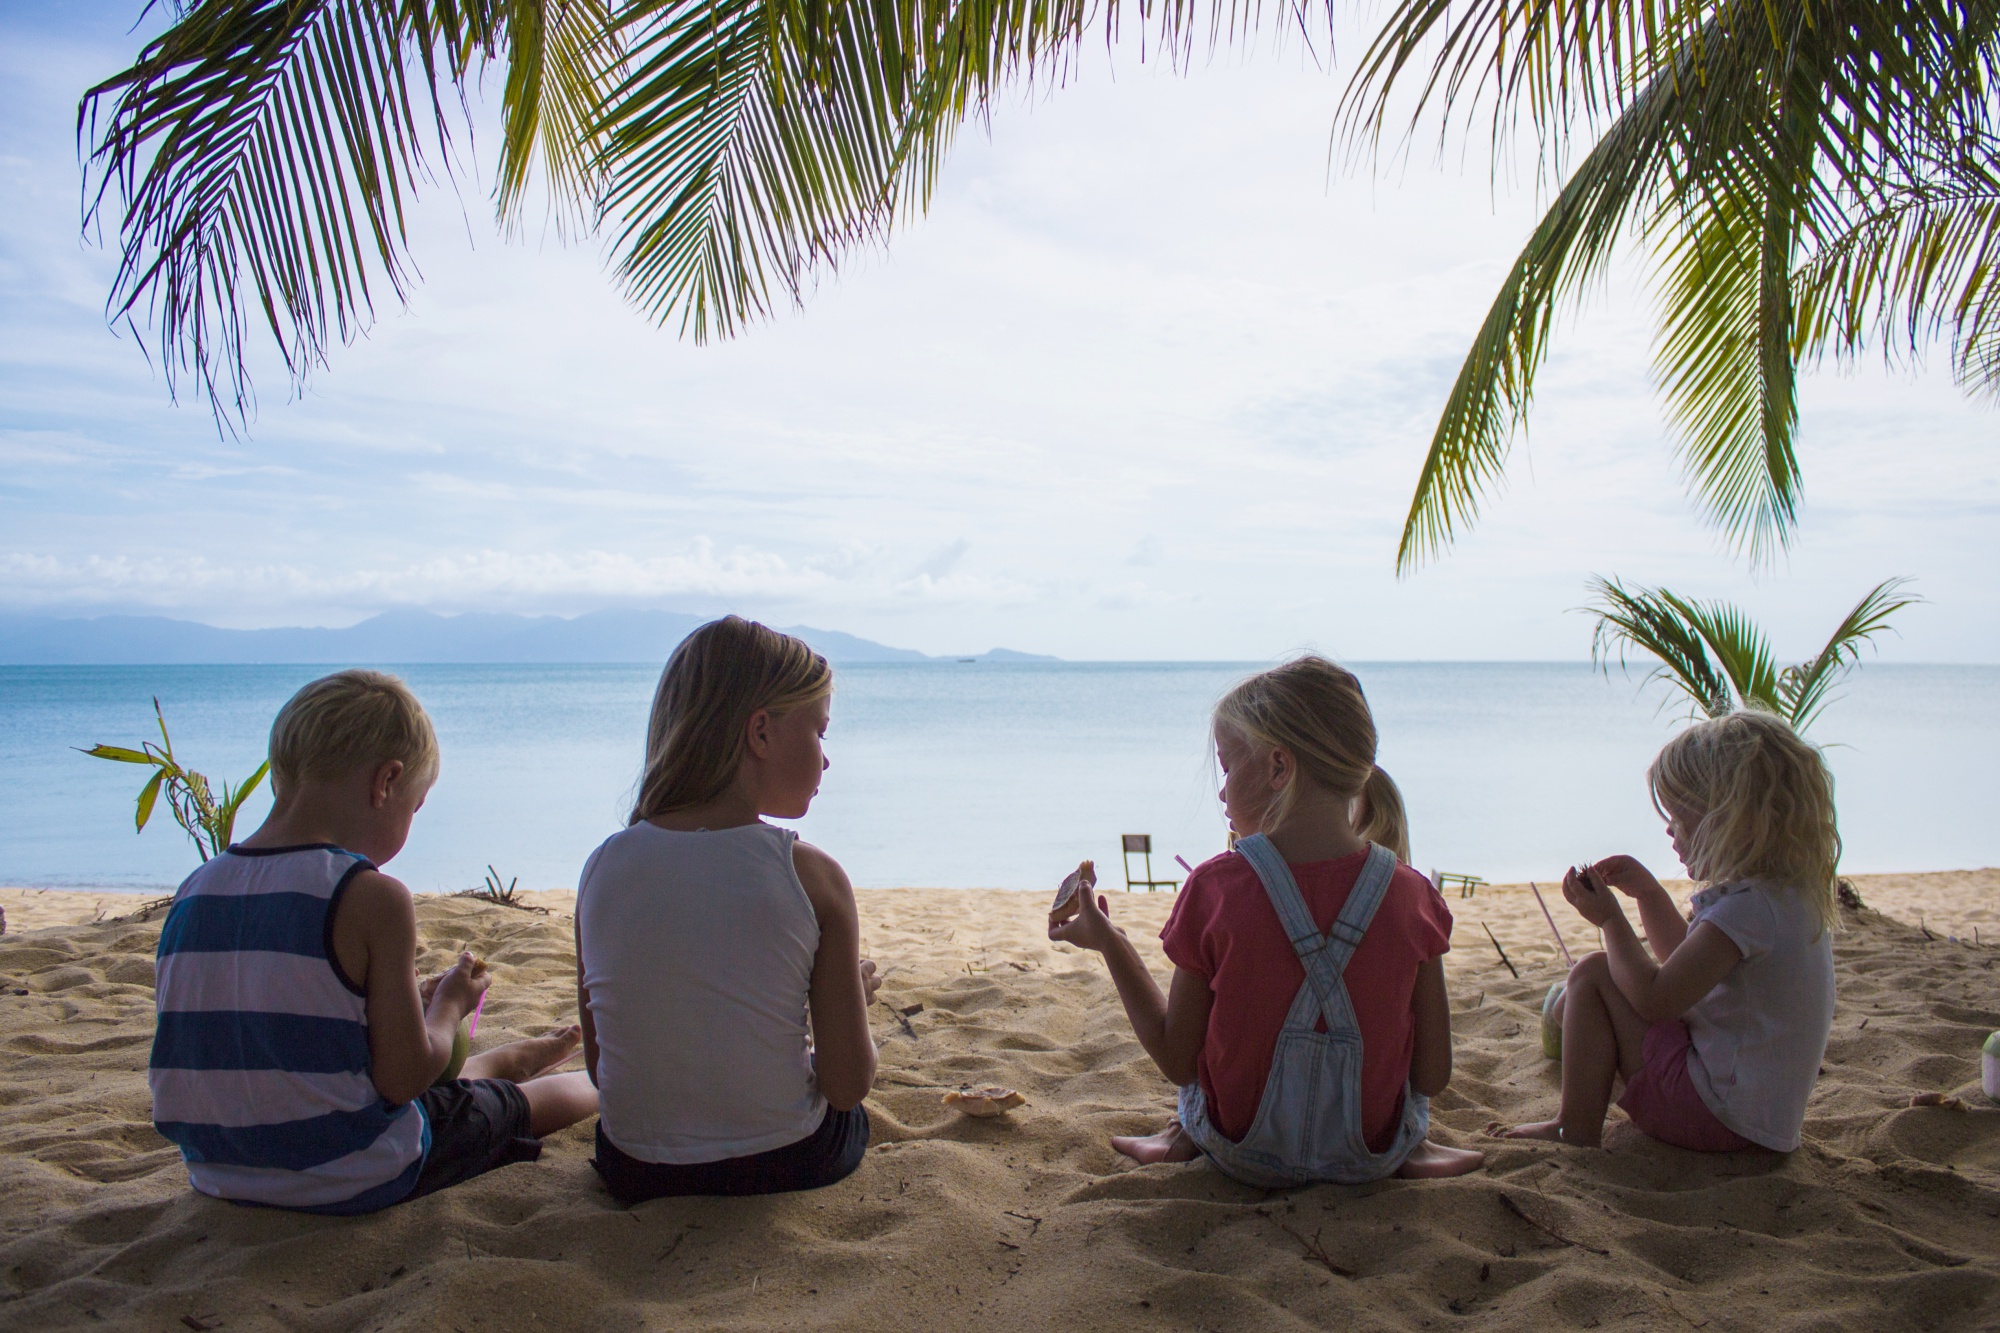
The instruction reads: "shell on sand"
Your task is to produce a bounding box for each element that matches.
[944,1086,1028,1117]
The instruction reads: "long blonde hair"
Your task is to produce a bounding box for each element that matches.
[630,617,833,823]
[1648,709,1841,936]
[1214,655,1409,857]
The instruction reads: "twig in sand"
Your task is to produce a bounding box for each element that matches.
[1481,923,1520,979]
[1499,1192,1608,1255]
[1528,883,1574,968]
[882,1000,919,1040]
[1274,1222,1356,1278]
[1004,1210,1043,1237]
[1920,914,1935,941]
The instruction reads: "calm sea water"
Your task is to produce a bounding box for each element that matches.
[1,663,1993,894]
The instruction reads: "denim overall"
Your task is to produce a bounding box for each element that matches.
[1178,836,1427,1187]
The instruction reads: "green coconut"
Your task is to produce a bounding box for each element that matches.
[1540,981,1566,1061]
[433,1020,470,1087]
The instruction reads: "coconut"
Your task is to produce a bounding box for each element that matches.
[1540,981,1566,1061]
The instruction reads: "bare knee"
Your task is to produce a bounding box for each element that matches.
[1568,951,1610,989]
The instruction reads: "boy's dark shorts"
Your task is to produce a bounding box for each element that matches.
[407,1078,542,1200]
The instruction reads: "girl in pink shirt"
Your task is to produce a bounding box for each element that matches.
[1050,656,1483,1184]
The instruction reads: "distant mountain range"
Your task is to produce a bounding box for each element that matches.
[0,610,1058,665]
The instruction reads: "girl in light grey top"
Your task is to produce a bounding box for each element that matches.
[575,618,882,1201]
[1503,710,1841,1152]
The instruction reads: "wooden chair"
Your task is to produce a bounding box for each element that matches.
[1431,870,1488,900]
[1122,834,1180,892]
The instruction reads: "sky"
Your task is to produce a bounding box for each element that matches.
[2,1,1994,662]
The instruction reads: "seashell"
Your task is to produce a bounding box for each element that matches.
[1049,861,1094,925]
[1908,1092,1966,1110]
[944,1086,1028,1117]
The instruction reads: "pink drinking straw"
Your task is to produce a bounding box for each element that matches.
[467,990,489,1039]
[1528,882,1575,968]
[1175,855,1195,874]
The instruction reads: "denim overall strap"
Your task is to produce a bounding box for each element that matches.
[1232,836,1399,1033]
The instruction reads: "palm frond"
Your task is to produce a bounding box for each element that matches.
[80,0,500,427]
[1779,576,1922,729]
[1395,62,1690,572]
[1585,575,1737,718]
[1795,148,2000,395]
[495,0,626,236]
[1672,591,1780,711]
[1649,180,1804,562]
[593,0,1103,342]
[1380,0,2000,569]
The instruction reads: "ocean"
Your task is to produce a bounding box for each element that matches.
[2,662,1994,895]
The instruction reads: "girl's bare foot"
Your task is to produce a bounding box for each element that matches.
[462,1025,583,1083]
[1495,1119,1597,1146]
[1395,1138,1485,1178]
[1112,1120,1200,1164]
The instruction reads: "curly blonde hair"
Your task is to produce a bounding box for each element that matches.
[1648,710,1842,936]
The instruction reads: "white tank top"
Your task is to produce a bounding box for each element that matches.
[578,821,827,1163]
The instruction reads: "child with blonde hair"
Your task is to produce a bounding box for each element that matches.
[1052,655,1482,1185]
[1503,709,1840,1151]
[576,617,882,1201]
[150,670,597,1214]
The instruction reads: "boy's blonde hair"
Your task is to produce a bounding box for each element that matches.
[1648,710,1841,936]
[1215,655,1409,857]
[269,670,439,796]
[631,616,833,822]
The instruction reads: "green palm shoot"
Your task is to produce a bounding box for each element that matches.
[1585,577,1922,731]
[79,699,270,862]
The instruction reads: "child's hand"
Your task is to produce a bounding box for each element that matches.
[1049,880,1123,953]
[429,951,490,1020]
[860,958,882,1004]
[1561,865,1625,928]
[1587,855,1669,902]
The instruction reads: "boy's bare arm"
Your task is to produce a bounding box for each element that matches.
[335,870,482,1105]
[1407,957,1453,1097]
[795,840,878,1112]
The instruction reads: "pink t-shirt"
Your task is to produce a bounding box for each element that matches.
[1161,849,1453,1150]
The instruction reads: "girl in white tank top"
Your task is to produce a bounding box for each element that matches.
[576,618,882,1200]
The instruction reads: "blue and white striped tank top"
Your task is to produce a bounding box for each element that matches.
[150,844,430,1213]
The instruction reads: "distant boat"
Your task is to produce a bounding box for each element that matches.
[957,658,976,663]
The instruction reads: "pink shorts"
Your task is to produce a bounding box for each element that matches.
[1617,1020,1755,1152]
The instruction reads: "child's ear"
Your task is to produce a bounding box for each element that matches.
[1267,746,1294,791]
[371,759,407,808]
[743,708,772,758]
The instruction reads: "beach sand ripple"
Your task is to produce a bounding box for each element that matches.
[0,873,1994,1331]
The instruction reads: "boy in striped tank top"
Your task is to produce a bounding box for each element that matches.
[150,671,597,1214]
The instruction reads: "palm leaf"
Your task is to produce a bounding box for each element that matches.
[136,768,169,832]
[1649,180,1803,563]
[1672,592,1780,712]
[1795,147,2000,398]
[80,0,486,425]
[1585,575,1736,718]
[1396,61,1690,572]
[495,0,625,236]
[1376,0,2000,569]
[1779,576,1922,729]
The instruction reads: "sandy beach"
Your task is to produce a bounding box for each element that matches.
[1,871,1995,1331]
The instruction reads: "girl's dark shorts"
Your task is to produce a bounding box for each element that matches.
[408,1078,543,1199]
[592,1104,869,1204]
